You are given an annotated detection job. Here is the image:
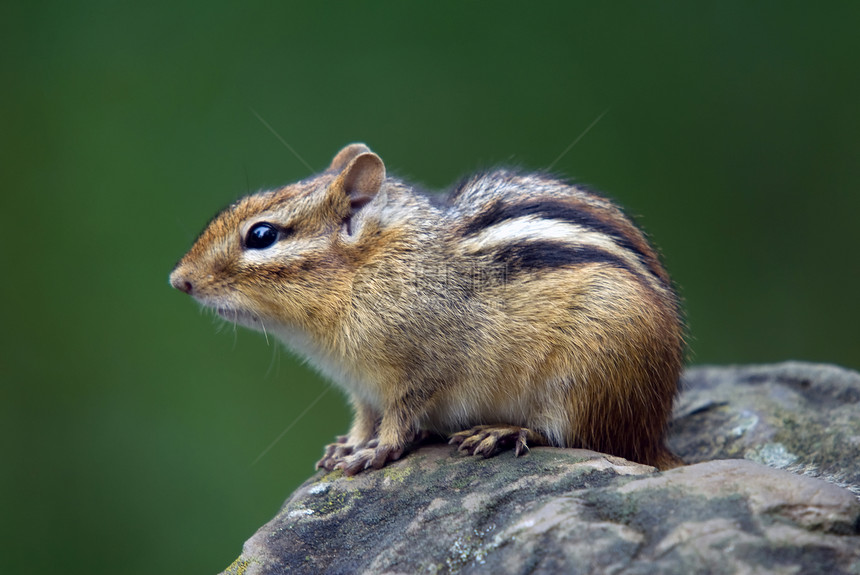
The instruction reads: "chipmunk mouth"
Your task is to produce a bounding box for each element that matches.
[215,306,262,327]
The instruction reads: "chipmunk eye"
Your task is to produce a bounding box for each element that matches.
[245,222,279,249]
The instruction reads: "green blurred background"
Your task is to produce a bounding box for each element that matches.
[2,2,858,573]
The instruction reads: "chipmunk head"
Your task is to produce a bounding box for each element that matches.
[169,143,386,333]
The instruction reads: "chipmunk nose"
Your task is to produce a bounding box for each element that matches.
[169,270,194,295]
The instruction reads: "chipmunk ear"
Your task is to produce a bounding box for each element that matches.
[329,143,374,173]
[334,150,386,216]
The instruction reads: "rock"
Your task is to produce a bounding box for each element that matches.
[672,362,860,494]
[222,362,860,574]
[224,449,860,575]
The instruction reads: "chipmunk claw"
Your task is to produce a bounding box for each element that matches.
[315,436,362,471]
[449,425,538,458]
[337,443,404,476]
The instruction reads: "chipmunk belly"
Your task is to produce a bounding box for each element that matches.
[420,357,574,447]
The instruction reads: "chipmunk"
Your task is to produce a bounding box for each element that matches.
[170,143,685,475]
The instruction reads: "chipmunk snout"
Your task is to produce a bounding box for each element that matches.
[169,270,194,295]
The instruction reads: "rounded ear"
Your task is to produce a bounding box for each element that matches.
[329,143,374,173]
[335,152,386,211]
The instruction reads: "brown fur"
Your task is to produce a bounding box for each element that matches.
[170,143,685,475]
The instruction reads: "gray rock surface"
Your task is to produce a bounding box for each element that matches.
[672,362,860,494]
[222,362,860,575]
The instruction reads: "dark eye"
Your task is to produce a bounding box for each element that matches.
[245,222,279,249]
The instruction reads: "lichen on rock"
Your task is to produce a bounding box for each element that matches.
[672,362,860,496]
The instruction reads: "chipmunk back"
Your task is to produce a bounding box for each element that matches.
[170,143,685,474]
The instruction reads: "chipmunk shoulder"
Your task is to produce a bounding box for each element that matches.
[170,143,685,475]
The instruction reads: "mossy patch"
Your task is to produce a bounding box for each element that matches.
[318,468,347,482]
[222,557,253,575]
[745,442,799,468]
[450,475,474,489]
[305,485,361,516]
[444,524,500,572]
[583,489,640,526]
[382,462,413,483]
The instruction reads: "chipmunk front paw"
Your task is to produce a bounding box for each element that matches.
[337,440,405,476]
[316,435,367,471]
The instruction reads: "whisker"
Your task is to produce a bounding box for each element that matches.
[547,108,609,171]
[265,340,281,379]
[250,107,314,173]
[260,318,270,346]
[251,384,332,466]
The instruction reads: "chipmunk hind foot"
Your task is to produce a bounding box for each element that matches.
[449,424,546,458]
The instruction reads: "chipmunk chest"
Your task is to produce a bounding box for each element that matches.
[272,325,387,406]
